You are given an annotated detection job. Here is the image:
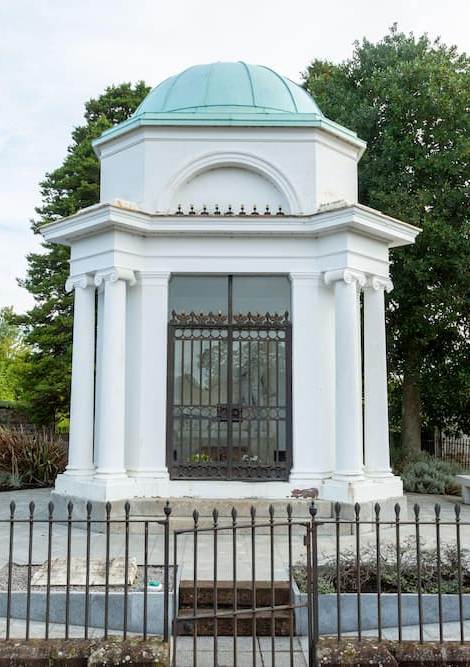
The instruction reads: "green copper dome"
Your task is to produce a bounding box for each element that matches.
[134,61,322,116]
[94,62,366,152]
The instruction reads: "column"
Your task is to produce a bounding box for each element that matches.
[364,276,393,476]
[94,268,135,479]
[64,274,96,476]
[324,269,366,479]
[127,272,170,478]
[93,285,104,468]
[289,273,334,484]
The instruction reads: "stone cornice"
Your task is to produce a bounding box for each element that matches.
[94,267,136,287]
[324,269,367,288]
[41,201,420,249]
[65,274,94,292]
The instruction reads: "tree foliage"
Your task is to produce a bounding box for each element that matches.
[304,26,470,445]
[0,307,30,402]
[18,83,149,423]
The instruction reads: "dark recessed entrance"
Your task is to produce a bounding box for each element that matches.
[166,275,292,481]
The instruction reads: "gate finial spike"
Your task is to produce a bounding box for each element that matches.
[231,506,238,523]
[334,502,341,519]
[309,501,317,518]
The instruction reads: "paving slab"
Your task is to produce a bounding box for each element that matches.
[31,556,138,586]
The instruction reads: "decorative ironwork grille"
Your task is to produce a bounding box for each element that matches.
[166,280,292,481]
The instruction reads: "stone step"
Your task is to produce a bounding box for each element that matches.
[176,607,292,636]
[179,580,291,608]
[50,492,332,522]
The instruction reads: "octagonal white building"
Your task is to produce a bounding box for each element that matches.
[42,62,419,503]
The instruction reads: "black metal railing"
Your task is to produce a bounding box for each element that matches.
[1,500,171,643]
[1,498,470,666]
[423,436,470,468]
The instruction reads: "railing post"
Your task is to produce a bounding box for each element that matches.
[163,500,172,643]
[309,501,319,665]
[45,501,54,640]
[123,500,130,639]
[6,500,15,641]
[25,501,35,641]
[65,500,73,639]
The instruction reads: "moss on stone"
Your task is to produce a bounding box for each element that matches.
[317,639,470,665]
[0,638,168,666]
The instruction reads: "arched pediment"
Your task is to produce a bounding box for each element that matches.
[161,151,300,214]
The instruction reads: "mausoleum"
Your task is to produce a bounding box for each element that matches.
[42,62,419,504]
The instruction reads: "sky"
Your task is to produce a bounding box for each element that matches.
[1,0,469,314]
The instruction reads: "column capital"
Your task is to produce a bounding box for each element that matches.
[137,271,171,286]
[94,267,136,288]
[65,274,94,293]
[367,276,393,293]
[289,272,322,284]
[324,268,366,288]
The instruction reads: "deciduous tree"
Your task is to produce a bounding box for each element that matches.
[304,27,470,448]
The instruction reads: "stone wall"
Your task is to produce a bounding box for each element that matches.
[0,403,32,429]
[318,638,470,665]
[0,638,168,666]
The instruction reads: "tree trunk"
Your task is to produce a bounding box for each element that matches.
[402,363,422,452]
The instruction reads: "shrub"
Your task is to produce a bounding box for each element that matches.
[401,458,461,496]
[0,426,67,488]
[293,539,470,594]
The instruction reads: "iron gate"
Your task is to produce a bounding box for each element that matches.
[172,510,316,667]
[166,303,292,480]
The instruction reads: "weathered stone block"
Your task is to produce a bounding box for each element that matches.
[0,638,168,666]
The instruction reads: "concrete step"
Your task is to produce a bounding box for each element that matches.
[177,607,292,636]
[179,580,291,608]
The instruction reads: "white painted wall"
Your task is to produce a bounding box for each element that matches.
[99,126,360,215]
[171,165,288,213]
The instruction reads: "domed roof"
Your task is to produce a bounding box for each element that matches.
[94,61,366,153]
[134,61,322,116]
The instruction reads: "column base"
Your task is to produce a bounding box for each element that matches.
[289,470,331,493]
[127,468,170,480]
[63,467,96,478]
[321,474,403,504]
[365,468,394,478]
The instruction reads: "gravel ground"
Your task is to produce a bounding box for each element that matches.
[0,564,174,592]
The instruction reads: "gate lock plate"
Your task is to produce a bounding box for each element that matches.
[216,404,243,422]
